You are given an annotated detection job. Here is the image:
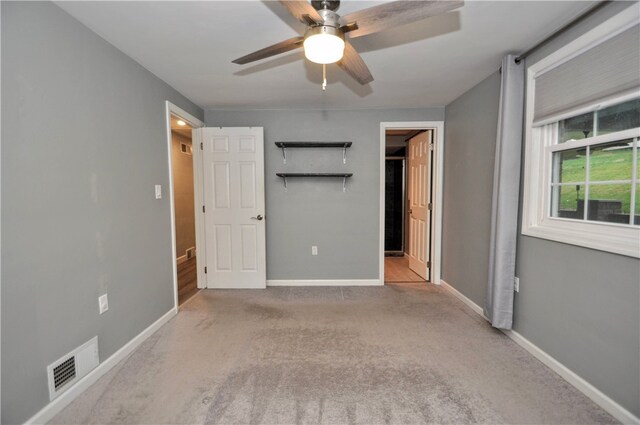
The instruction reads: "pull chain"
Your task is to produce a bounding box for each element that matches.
[322,64,327,91]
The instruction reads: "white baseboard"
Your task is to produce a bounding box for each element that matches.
[267,279,382,287]
[502,328,639,425]
[24,308,178,425]
[176,254,188,265]
[440,280,639,425]
[176,247,196,265]
[440,280,487,318]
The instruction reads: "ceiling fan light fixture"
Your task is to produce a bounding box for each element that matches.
[303,25,345,64]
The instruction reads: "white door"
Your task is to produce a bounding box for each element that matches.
[407,131,431,280]
[201,127,266,289]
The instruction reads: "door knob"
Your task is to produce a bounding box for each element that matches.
[251,214,264,221]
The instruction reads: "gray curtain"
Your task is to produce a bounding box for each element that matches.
[484,55,525,329]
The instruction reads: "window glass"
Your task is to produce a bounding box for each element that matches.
[552,148,586,183]
[551,184,584,219]
[635,184,640,225]
[636,146,639,179]
[596,99,640,136]
[589,140,633,182]
[558,112,594,143]
[549,99,639,227]
[586,183,632,224]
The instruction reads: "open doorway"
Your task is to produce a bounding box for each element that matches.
[380,122,444,285]
[165,102,205,309]
[384,129,429,283]
[170,114,200,305]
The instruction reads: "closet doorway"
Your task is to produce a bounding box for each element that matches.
[380,122,444,285]
[170,113,199,304]
[165,102,205,310]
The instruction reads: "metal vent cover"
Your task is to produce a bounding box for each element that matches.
[180,142,192,155]
[47,336,99,401]
[53,356,76,390]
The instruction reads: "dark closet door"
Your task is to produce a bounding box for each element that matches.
[385,158,404,252]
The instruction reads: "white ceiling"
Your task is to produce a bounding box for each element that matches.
[56,1,595,110]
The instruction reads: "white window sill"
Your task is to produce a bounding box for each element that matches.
[522,217,640,258]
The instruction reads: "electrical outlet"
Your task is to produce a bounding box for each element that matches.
[311,246,318,256]
[155,185,162,199]
[514,277,520,293]
[98,294,109,314]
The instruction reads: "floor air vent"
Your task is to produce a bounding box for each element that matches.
[53,357,76,390]
[47,336,99,401]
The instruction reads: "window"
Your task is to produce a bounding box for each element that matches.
[549,99,639,226]
[522,8,640,258]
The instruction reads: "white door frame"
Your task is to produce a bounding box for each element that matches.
[164,101,205,311]
[379,121,444,285]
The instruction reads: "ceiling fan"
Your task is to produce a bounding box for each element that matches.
[232,0,464,89]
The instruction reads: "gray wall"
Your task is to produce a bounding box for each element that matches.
[171,131,196,258]
[205,108,444,280]
[1,2,203,423]
[514,1,640,417]
[442,1,640,417]
[442,71,501,306]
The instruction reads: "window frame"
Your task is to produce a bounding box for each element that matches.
[522,8,640,258]
[546,125,638,224]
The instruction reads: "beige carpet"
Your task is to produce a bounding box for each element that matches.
[51,284,617,424]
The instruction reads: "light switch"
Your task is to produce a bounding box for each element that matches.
[155,185,162,199]
[98,294,109,314]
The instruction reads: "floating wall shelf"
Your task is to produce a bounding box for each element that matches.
[276,173,353,192]
[275,142,352,164]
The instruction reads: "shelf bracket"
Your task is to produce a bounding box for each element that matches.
[283,175,288,192]
[343,176,347,192]
[280,146,287,164]
[343,144,347,164]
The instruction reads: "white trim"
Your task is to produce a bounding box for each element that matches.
[522,7,640,259]
[164,101,205,312]
[176,254,188,265]
[267,279,382,287]
[547,128,639,153]
[191,128,207,290]
[523,122,640,258]
[379,121,444,285]
[440,280,640,425]
[501,330,640,425]
[440,280,487,318]
[24,308,177,425]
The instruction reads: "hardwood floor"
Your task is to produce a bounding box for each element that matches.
[384,255,426,283]
[178,257,199,305]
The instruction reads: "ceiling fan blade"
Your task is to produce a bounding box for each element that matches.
[340,0,464,39]
[279,0,323,25]
[338,41,373,85]
[232,36,304,65]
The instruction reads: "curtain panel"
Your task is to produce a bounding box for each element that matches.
[484,55,525,329]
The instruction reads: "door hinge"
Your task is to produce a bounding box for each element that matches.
[200,142,203,150]
[428,203,433,210]
[204,266,207,274]
[202,205,205,213]
[427,261,431,268]
[429,142,434,151]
